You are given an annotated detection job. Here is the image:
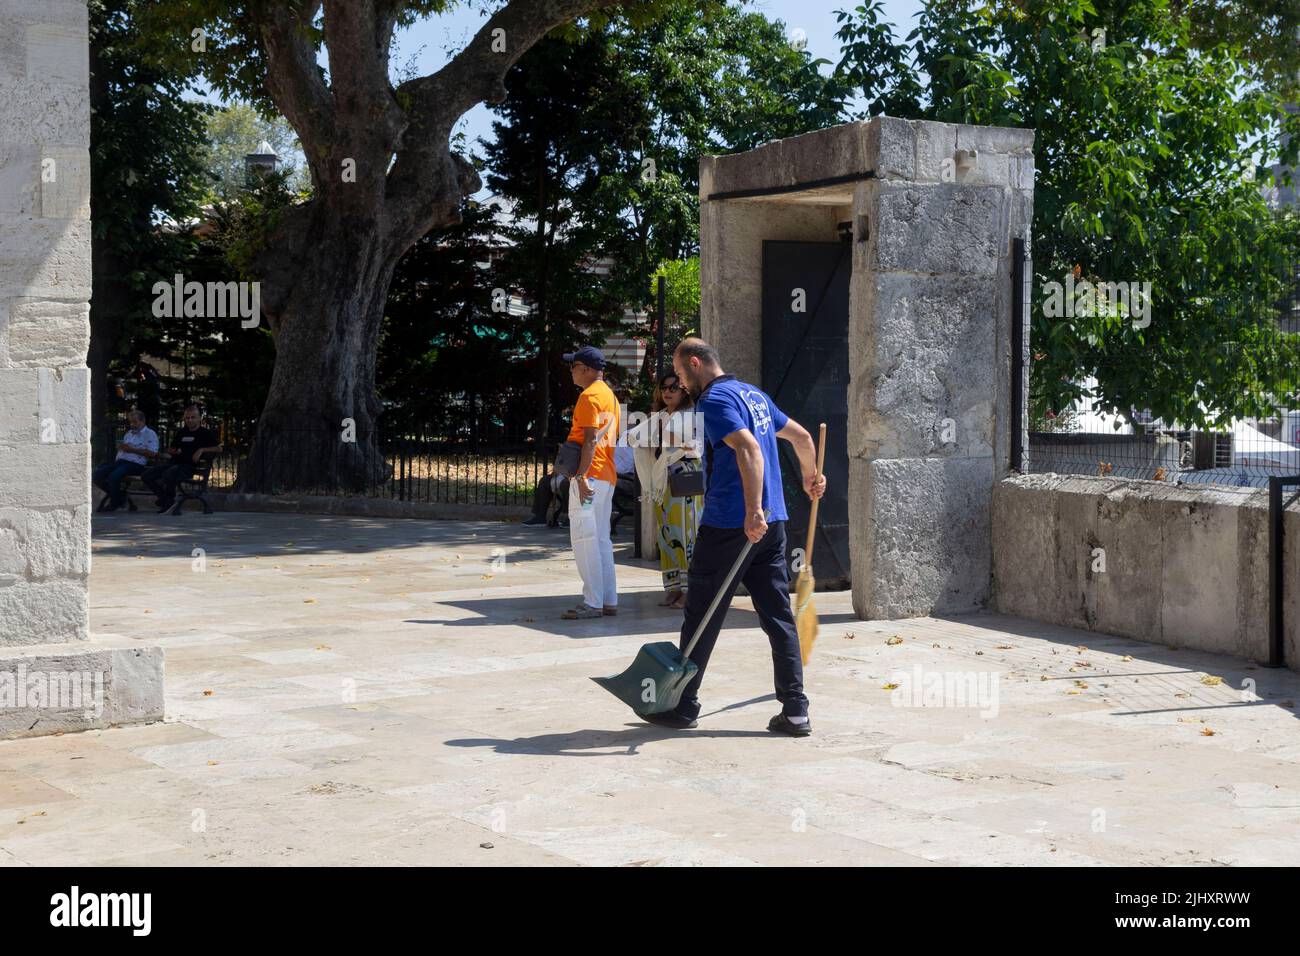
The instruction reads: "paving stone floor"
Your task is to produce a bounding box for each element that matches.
[2,513,1298,866]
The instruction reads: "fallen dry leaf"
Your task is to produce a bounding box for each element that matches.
[303,598,316,604]
[885,635,903,646]
[202,689,214,697]
[1200,728,1216,737]
[1200,675,1223,686]
[882,682,899,690]
[1122,655,1133,662]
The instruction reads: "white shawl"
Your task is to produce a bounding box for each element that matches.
[627,410,702,503]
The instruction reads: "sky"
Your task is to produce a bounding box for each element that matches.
[388,0,925,171]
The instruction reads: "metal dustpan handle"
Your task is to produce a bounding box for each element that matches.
[681,510,769,661]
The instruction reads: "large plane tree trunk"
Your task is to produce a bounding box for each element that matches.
[236,212,397,492]
[231,0,624,493]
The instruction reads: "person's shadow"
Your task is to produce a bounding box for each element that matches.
[446,694,778,756]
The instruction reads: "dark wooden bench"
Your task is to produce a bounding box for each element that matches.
[96,456,216,515]
[168,456,215,515]
[95,473,153,513]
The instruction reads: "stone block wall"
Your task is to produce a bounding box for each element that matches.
[0,0,164,738]
[0,0,93,645]
[849,118,1033,619]
[992,473,1297,668]
[700,117,1034,621]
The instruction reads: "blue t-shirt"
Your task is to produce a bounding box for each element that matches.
[698,375,789,528]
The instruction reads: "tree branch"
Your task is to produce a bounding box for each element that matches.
[384,0,629,247]
[251,0,335,181]
[320,0,404,134]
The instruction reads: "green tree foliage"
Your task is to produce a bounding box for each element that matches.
[201,102,311,200]
[651,257,701,337]
[379,200,538,435]
[182,172,295,428]
[1172,0,1300,94]
[88,0,211,443]
[474,1,845,432]
[835,0,1300,427]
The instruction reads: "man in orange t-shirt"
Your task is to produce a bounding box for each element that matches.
[560,346,620,619]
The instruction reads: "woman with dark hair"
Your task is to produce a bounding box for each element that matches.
[646,370,703,608]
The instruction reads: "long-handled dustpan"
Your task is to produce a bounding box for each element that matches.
[592,516,764,716]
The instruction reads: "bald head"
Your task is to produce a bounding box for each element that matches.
[673,337,723,399]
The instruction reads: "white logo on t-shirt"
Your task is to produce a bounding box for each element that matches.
[741,389,772,435]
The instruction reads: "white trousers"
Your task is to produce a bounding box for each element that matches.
[568,477,617,608]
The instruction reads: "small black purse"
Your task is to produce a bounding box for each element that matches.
[667,463,705,497]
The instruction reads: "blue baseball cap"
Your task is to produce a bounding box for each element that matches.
[563,345,606,370]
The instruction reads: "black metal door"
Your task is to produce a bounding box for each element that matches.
[762,240,851,589]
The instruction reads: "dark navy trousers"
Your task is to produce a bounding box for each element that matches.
[673,520,808,720]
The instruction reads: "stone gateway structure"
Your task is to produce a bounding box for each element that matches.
[1,0,163,738]
[700,117,1034,620]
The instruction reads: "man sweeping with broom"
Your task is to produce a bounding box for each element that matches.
[639,337,826,736]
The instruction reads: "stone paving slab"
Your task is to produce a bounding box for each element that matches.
[1,512,1298,866]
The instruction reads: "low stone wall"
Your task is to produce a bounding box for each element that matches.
[992,473,1299,668]
[0,638,163,740]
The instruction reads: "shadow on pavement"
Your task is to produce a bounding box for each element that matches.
[407,590,772,640]
[446,724,776,757]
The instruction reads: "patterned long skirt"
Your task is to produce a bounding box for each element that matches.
[654,460,702,593]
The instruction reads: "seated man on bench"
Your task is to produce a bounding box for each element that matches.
[142,405,222,514]
[93,408,159,511]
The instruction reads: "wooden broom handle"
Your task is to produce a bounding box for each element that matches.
[804,423,827,563]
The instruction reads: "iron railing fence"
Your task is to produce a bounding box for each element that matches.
[99,419,558,507]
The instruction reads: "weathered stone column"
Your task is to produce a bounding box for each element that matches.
[699,117,1034,620]
[0,0,163,737]
[849,118,1034,617]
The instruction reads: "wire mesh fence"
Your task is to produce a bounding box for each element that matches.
[1027,213,1300,488]
[1029,387,1300,487]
